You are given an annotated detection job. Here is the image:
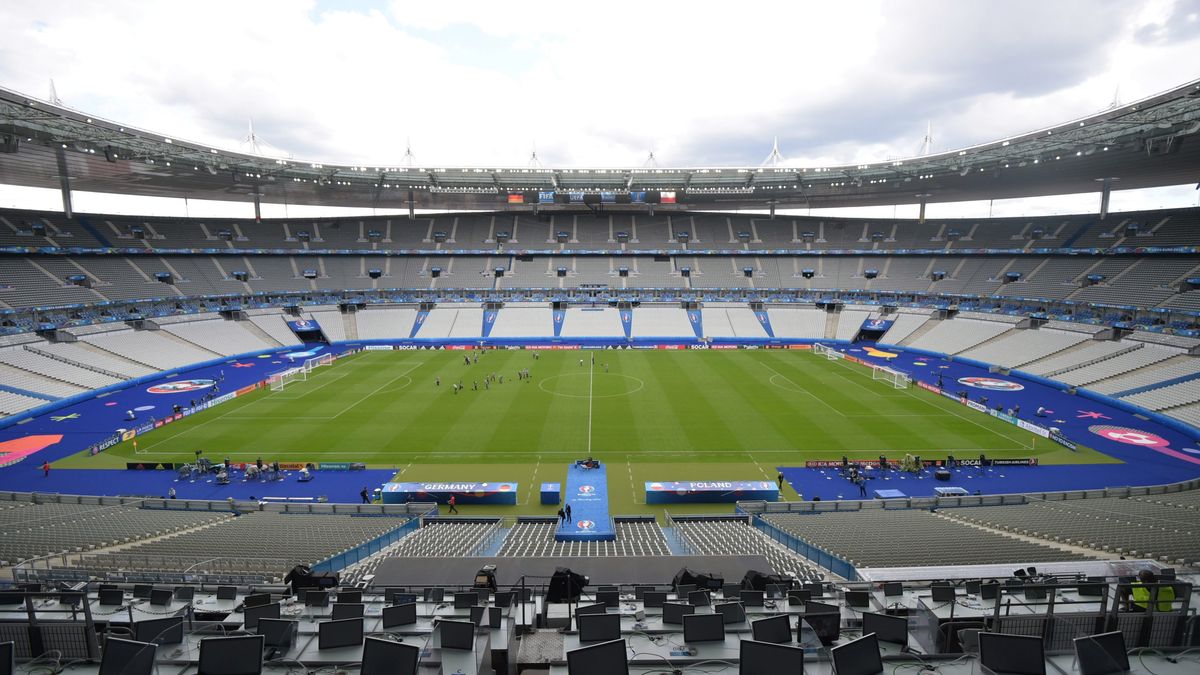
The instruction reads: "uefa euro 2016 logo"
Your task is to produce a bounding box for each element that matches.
[957,376,1025,392]
[578,485,595,495]
[576,520,595,530]
[146,379,216,395]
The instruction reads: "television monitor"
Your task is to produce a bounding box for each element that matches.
[132,584,154,600]
[765,583,788,599]
[243,593,271,609]
[361,637,418,675]
[59,591,85,607]
[1158,568,1176,580]
[883,582,904,597]
[382,603,417,628]
[805,600,840,614]
[331,603,364,620]
[256,618,297,650]
[643,591,668,609]
[1024,585,1048,601]
[831,632,883,675]
[487,607,502,629]
[981,582,1000,601]
[0,642,11,675]
[787,589,811,605]
[1078,578,1108,598]
[675,584,697,598]
[439,620,475,651]
[575,603,607,616]
[453,592,477,609]
[135,616,184,645]
[931,584,956,603]
[1073,631,1129,675]
[688,590,711,607]
[662,602,695,625]
[424,588,444,603]
[683,613,725,643]
[385,589,417,605]
[596,590,619,608]
[493,591,515,608]
[722,583,742,599]
[470,605,486,626]
[305,590,329,608]
[147,589,173,607]
[596,585,619,593]
[0,591,25,606]
[750,615,792,644]
[739,639,805,675]
[740,590,765,607]
[99,589,124,606]
[198,635,265,675]
[805,582,826,597]
[979,632,1046,675]
[216,586,238,601]
[337,590,362,604]
[318,618,364,650]
[634,586,655,600]
[862,612,907,646]
[100,637,155,675]
[965,580,982,595]
[566,639,628,675]
[845,590,870,608]
[243,602,280,631]
[578,613,621,643]
[716,602,746,624]
[800,613,842,647]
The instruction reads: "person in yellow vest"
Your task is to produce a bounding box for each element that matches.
[1126,570,1175,612]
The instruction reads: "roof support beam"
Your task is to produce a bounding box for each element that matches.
[55,145,73,218]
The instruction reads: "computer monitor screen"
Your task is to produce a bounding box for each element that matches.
[981,582,1000,600]
[243,593,271,609]
[740,590,765,607]
[979,632,1046,675]
[487,607,502,629]
[453,592,477,609]
[99,589,124,606]
[133,584,153,600]
[1024,585,1047,601]
[493,591,515,608]
[716,602,746,624]
[305,590,329,608]
[216,586,237,601]
[739,639,805,675]
[198,635,265,675]
[256,619,297,650]
[424,588,444,603]
[135,616,184,645]
[634,586,655,600]
[100,637,155,675]
[675,584,697,598]
[683,613,725,643]
[243,602,280,631]
[578,613,621,643]
[805,600,839,614]
[862,612,907,646]
[149,589,173,607]
[931,584,956,603]
[59,591,84,607]
[175,586,195,601]
[831,632,883,675]
[439,620,475,651]
[336,590,361,604]
[643,591,668,609]
[1077,578,1108,598]
[662,602,695,625]
[361,637,419,675]
[765,583,788,599]
[722,583,742,599]
[1073,631,1129,675]
[845,590,870,608]
[688,590,711,607]
[318,618,364,650]
[805,582,826,597]
[596,590,619,608]
[385,589,417,605]
[883,582,903,597]
[470,605,486,626]
[382,603,417,628]
[0,642,11,675]
[475,588,490,604]
[750,615,792,644]
[800,614,842,647]
[566,639,628,675]
[787,589,811,605]
[331,603,364,620]
[575,603,607,616]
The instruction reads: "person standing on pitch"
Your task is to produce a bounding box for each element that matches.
[360,487,370,504]
[777,472,784,490]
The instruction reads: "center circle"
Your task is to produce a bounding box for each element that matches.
[538,372,645,398]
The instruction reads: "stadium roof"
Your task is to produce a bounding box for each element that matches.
[1,79,1198,212]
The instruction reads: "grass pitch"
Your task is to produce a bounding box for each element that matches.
[62,349,1110,517]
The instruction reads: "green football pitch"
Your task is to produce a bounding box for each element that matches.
[62,349,1110,517]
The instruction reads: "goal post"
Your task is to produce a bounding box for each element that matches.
[813,343,843,361]
[269,367,307,391]
[303,353,334,373]
[872,364,911,389]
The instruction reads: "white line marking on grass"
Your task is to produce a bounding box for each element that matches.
[746,452,772,479]
[328,361,427,420]
[627,459,638,504]
[758,361,845,417]
[272,368,357,400]
[524,458,541,505]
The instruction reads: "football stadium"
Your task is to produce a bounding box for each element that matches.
[1,4,1199,673]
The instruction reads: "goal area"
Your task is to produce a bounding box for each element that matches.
[872,364,911,389]
[269,367,307,392]
[303,353,334,372]
[813,344,844,361]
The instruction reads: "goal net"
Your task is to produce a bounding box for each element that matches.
[303,353,334,373]
[269,367,307,392]
[872,365,911,389]
[813,344,843,361]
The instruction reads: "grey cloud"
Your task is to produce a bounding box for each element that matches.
[1135,0,1200,44]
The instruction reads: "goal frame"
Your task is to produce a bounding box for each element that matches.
[269,367,307,391]
[872,364,911,389]
[303,353,334,373]
[813,343,843,361]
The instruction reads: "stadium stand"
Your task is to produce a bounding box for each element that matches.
[629,306,693,337]
[903,317,1015,354]
[957,327,1089,369]
[489,304,553,338]
[354,307,419,340]
[497,518,671,557]
[670,517,823,580]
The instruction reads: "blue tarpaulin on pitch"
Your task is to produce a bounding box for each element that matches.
[556,462,616,541]
[645,480,779,503]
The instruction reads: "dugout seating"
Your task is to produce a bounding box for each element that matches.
[761,510,1089,569]
[496,517,671,557]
